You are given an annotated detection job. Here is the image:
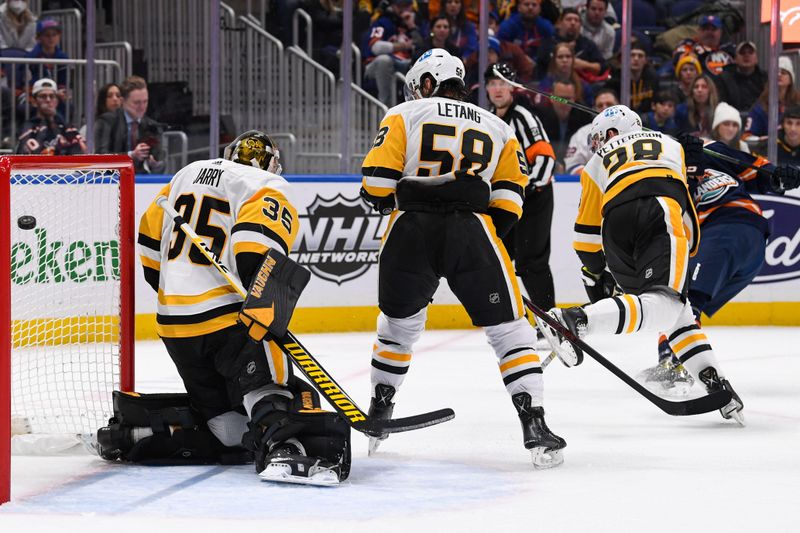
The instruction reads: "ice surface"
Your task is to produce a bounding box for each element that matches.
[3,327,799,532]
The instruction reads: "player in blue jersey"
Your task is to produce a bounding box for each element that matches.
[639,134,800,393]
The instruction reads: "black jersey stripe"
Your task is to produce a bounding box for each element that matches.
[138,233,161,251]
[492,181,525,196]
[362,166,403,180]
[668,323,699,343]
[156,302,241,325]
[613,296,626,335]
[231,222,288,254]
[678,344,712,364]
[574,223,601,235]
[371,359,409,375]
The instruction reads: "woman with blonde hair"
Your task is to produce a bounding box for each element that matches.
[0,0,36,50]
[675,74,718,137]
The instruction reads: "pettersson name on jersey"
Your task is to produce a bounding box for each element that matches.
[291,194,388,284]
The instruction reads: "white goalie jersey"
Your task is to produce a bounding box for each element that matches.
[138,158,298,338]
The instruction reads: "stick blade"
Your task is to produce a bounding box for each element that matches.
[358,408,455,436]
[659,390,732,416]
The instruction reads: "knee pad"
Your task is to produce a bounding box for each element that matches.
[484,317,537,357]
[377,308,427,350]
[96,391,252,465]
[638,289,690,332]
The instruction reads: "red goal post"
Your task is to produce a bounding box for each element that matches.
[1,155,136,504]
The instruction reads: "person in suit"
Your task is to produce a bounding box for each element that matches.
[95,75,166,173]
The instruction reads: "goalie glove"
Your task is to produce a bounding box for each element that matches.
[238,249,311,343]
[360,187,395,216]
[581,266,619,304]
[770,164,800,193]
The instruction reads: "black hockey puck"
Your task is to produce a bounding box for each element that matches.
[17,215,37,230]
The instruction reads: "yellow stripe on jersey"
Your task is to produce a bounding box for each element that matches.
[602,166,683,207]
[235,187,299,254]
[157,285,240,306]
[140,255,161,271]
[139,184,170,245]
[156,312,240,338]
[232,241,270,256]
[489,138,528,218]
[574,171,604,253]
[362,113,407,198]
[623,294,639,334]
[499,353,541,373]
[478,213,524,318]
[664,197,689,292]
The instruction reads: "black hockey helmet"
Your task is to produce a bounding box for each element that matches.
[484,62,516,84]
[223,130,282,174]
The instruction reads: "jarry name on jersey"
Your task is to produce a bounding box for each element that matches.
[193,167,225,188]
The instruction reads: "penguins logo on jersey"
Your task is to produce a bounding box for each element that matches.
[293,194,387,284]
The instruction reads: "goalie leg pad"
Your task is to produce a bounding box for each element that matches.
[239,248,311,342]
[96,391,252,465]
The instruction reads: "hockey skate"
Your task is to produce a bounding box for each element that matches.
[367,384,395,456]
[637,340,695,396]
[259,438,341,486]
[542,306,586,367]
[512,393,566,469]
[698,367,745,426]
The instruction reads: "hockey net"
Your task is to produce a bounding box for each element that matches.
[1,155,135,503]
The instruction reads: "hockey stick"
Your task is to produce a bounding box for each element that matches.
[490,67,773,179]
[523,297,732,416]
[155,196,455,436]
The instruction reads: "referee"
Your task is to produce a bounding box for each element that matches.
[486,63,557,313]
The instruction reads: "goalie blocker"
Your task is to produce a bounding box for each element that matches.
[238,248,311,342]
[97,378,351,481]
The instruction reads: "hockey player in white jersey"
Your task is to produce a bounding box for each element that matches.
[137,131,350,484]
[549,105,744,424]
[360,49,566,468]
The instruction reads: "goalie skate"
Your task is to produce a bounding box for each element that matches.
[259,439,341,487]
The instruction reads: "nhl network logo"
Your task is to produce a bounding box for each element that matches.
[292,194,387,284]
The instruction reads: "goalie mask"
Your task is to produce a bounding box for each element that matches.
[588,105,642,153]
[224,130,282,174]
[404,48,465,101]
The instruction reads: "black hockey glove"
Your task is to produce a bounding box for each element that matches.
[581,266,619,303]
[360,187,395,215]
[770,164,800,193]
[676,133,705,178]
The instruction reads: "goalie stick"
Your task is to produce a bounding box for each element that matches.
[155,196,454,437]
[523,298,733,416]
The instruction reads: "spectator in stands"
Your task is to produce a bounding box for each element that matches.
[0,0,36,51]
[675,74,718,137]
[581,0,614,61]
[440,0,477,60]
[413,15,461,62]
[710,102,749,153]
[537,42,593,106]
[641,90,678,136]
[777,105,800,167]
[95,75,166,174]
[362,0,424,105]
[744,57,800,148]
[714,41,766,113]
[564,87,618,175]
[496,0,554,67]
[79,82,122,139]
[605,42,658,113]
[672,14,734,78]
[674,53,701,104]
[14,78,86,155]
[465,35,502,103]
[465,34,536,99]
[535,78,592,169]
[19,18,69,90]
[536,8,605,82]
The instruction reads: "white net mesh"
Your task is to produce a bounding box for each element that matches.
[10,168,124,437]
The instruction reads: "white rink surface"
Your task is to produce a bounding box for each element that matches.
[3,327,799,532]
